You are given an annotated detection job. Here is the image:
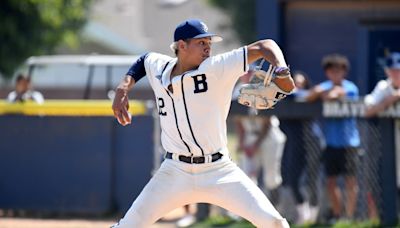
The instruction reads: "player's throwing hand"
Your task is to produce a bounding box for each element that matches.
[112,76,134,126]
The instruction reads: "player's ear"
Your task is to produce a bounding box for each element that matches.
[177,40,188,51]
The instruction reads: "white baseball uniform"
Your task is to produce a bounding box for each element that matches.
[112,47,289,228]
[238,114,286,190]
[364,79,398,107]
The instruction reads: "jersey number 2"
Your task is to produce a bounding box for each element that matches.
[157,97,167,116]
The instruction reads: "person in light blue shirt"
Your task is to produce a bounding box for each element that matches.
[306,54,360,221]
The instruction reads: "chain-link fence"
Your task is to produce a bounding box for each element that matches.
[228,100,399,225]
[278,118,383,223]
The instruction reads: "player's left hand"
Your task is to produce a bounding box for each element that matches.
[238,65,292,110]
[112,88,132,126]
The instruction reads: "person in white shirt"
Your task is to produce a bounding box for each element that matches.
[7,74,44,104]
[364,52,400,219]
[111,19,294,228]
[365,52,400,117]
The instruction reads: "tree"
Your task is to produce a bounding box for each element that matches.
[207,0,256,44]
[0,0,92,78]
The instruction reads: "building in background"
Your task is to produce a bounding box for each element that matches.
[258,0,400,95]
[58,0,239,55]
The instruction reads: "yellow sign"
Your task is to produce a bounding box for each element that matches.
[0,100,147,116]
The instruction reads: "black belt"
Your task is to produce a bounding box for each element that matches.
[165,152,223,164]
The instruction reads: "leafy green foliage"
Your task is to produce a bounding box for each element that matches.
[207,0,256,45]
[0,0,92,78]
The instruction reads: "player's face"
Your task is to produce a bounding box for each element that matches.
[325,66,346,85]
[185,37,212,65]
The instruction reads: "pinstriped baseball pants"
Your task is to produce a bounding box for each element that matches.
[111,154,289,228]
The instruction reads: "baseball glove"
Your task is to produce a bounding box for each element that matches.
[238,64,291,110]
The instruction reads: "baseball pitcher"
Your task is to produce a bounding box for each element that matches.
[111,19,294,227]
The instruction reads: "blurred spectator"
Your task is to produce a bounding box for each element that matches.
[7,74,44,104]
[364,52,400,220]
[234,70,286,201]
[281,71,323,224]
[365,52,400,117]
[291,71,313,101]
[235,112,286,192]
[306,54,361,221]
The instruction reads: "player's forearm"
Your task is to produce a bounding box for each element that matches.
[247,39,287,67]
[305,87,323,102]
[273,76,295,93]
[250,40,294,92]
[365,96,398,117]
[365,104,384,117]
[116,75,136,95]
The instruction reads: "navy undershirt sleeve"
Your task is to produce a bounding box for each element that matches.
[126,53,149,82]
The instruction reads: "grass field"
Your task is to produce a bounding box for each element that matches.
[192,215,385,228]
[0,214,392,228]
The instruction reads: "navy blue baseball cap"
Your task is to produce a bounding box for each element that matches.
[173,19,223,42]
[386,52,400,69]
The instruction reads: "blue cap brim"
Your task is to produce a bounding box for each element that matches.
[169,33,223,52]
[192,33,223,42]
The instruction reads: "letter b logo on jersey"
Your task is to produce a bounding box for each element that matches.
[192,74,208,93]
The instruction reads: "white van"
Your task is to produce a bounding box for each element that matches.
[7,55,153,100]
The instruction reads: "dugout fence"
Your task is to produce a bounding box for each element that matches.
[0,100,155,216]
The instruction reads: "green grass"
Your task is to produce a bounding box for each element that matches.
[189,216,386,228]
[190,215,254,228]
